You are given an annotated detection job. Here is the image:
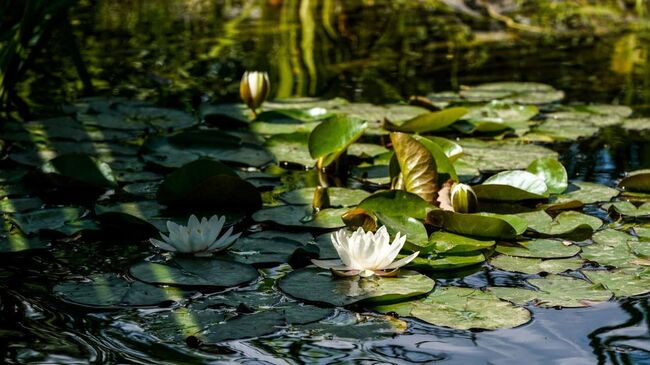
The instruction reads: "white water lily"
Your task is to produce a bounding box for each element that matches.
[150,215,240,256]
[311,226,419,277]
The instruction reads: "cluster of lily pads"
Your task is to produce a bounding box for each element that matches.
[1,81,650,343]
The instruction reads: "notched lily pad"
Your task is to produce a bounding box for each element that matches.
[496,239,580,259]
[252,205,346,229]
[280,187,370,207]
[490,255,583,274]
[490,275,612,308]
[374,286,531,330]
[54,274,191,308]
[278,267,435,306]
[129,258,258,288]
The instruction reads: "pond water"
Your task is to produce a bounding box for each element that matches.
[3,1,650,364]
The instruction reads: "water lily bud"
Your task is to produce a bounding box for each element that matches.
[240,71,270,114]
[450,183,478,213]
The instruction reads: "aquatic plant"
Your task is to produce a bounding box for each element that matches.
[149,215,240,255]
[311,226,419,277]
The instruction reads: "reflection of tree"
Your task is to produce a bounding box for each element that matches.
[588,298,650,364]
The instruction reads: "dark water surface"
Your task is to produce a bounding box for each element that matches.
[4,1,650,364]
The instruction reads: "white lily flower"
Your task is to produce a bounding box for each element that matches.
[149,215,240,256]
[311,226,419,277]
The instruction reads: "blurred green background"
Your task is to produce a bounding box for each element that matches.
[3,0,650,117]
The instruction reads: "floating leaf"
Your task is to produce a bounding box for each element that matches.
[490,275,612,308]
[280,187,370,207]
[457,139,557,173]
[584,269,650,297]
[375,213,428,247]
[41,153,118,189]
[427,210,527,239]
[387,107,468,133]
[10,207,88,235]
[228,237,315,266]
[604,201,650,217]
[252,205,346,229]
[278,267,435,306]
[308,116,367,166]
[496,239,580,259]
[357,190,430,220]
[518,210,602,239]
[490,255,583,274]
[620,170,650,193]
[264,132,314,166]
[411,231,495,254]
[580,229,642,268]
[374,287,531,330]
[474,170,549,201]
[544,182,619,211]
[156,159,261,213]
[390,132,437,204]
[458,82,564,104]
[459,101,537,135]
[407,252,486,271]
[0,230,48,253]
[527,156,568,194]
[54,274,191,308]
[130,258,258,288]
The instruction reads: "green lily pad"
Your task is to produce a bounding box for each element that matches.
[375,213,428,247]
[427,210,527,239]
[0,230,48,253]
[622,118,650,132]
[527,156,568,194]
[580,229,644,268]
[0,197,43,213]
[544,182,619,211]
[264,133,314,166]
[227,237,315,266]
[54,274,191,308]
[387,107,468,133]
[490,255,583,274]
[474,170,549,201]
[584,269,650,297]
[156,159,261,213]
[142,131,272,168]
[308,116,367,166]
[252,205,346,229]
[604,201,650,217]
[278,267,435,306]
[374,287,531,330]
[518,210,602,239]
[457,139,557,173]
[129,258,258,288]
[459,101,537,135]
[490,275,612,308]
[10,207,87,235]
[496,239,580,259]
[458,82,564,104]
[620,170,650,193]
[279,187,370,207]
[295,311,406,339]
[407,252,486,271]
[41,153,118,189]
[411,231,495,254]
[357,190,430,220]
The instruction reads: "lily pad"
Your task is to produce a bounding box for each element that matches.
[427,210,527,239]
[474,170,549,201]
[411,231,495,254]
[457,139,557,173]
[496,239,580,259]
[459,101,537,135]
[490,255,583,274]
[308,116,367,166]
[526,156,568,194]
[490,275,612,308]
[54,274,191,308]
[387,107,468,133]
[264,133,314,166]
[10,207,87,235]
[156,159,261,213]
[374,286,531,330]
[129,258,258,288]
[407,252,486,271]
[604,201,650,217]
[580,229,644,268]
[518,210,602,239]
[0,230,48,253]
[458,82,564,104]
[584,269,650,297]
[252,205,346,229]
[357,190,430,220]
[228,237,315,266]
[278,267,435,306]
[620,170,650,193]
[279,187,370,207]
[544,182,619,211]
[41,153,118,189]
